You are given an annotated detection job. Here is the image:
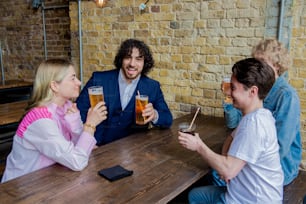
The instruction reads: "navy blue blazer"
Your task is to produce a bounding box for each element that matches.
[76,69,173,145]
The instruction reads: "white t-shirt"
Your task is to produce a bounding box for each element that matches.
[226,108,284,204]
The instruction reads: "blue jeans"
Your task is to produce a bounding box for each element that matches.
[201,169,227,187]
[188,186,227,204]
[211,169,227,187]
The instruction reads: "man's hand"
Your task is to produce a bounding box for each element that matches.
[143,103,157,124]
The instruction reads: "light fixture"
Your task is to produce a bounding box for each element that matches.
[95,0,107,8]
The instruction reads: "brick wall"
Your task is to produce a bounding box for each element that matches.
[291,0,306,164]
[0,0,70,81]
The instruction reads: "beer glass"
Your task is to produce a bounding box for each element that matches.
[221,76,232,103]
[88,86,104,107]
[135,95,148,125]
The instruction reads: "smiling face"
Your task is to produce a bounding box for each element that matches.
[121,47,144,83]
[230,75,252,114]
[229,58,275,115]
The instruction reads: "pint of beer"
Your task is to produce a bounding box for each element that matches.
[221,77,232,103]
[135,95,148,125]
[88,86,104,107]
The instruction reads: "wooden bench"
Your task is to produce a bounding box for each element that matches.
[283,170,306,204]
[0,101,28,126]
[0,80,32,144]
[0,101,28,144]
[0,80,32,104]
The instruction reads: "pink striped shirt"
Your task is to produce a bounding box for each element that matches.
[1,101,96,183]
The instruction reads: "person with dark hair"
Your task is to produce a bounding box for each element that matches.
[221,39,301,186]
[178,58,283,203]
[76,38,173,145]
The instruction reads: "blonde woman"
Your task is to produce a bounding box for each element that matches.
[1,59,107,183]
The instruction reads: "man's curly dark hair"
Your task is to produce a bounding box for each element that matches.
[114,39,154,75]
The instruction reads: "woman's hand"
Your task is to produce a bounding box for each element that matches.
[85,101,107,127]
[66,103,79,114]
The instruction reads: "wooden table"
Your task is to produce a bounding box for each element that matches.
[0,101,28,126]
[0,114,228,204]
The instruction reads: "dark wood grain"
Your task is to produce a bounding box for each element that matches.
[0,80,32,90]
[0,101,28,126]
[283,170,306,204]
[0,114,228,204]
[0,80,32,126]
[0,80,32,104]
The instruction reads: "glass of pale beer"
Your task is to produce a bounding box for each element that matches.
[221,76,232,103]
[88,86,104,107]
[135,95,148,125]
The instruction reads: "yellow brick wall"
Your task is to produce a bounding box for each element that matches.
[291,0,306,165]
[70,1,306,165]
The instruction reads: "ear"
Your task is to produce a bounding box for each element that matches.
[273,65,280,77]
[249,86,258,97]
[50,81,59,93]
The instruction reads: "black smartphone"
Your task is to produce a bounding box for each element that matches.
[98,165,133,182]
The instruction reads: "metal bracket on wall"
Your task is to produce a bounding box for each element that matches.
[139,0,150,11]
[0,42,4,83]
[40,2,69,60]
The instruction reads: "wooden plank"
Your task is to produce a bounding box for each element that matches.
[0,80,32,90]
[0,101,28,126]
[0,80,32,104]
[283,170,306,204]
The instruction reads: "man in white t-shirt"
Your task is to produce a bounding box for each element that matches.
[178,58,284,204]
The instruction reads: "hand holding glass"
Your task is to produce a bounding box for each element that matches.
[88,86,104,107]
[135,95,149,125]
[221,77,232,103]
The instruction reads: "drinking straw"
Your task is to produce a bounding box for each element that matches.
[136,91,143,109]
[188,107,200,130]
[137,90,146,121]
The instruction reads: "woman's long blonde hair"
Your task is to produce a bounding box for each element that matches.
[251,39,291,76]
[26,59,74,112]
